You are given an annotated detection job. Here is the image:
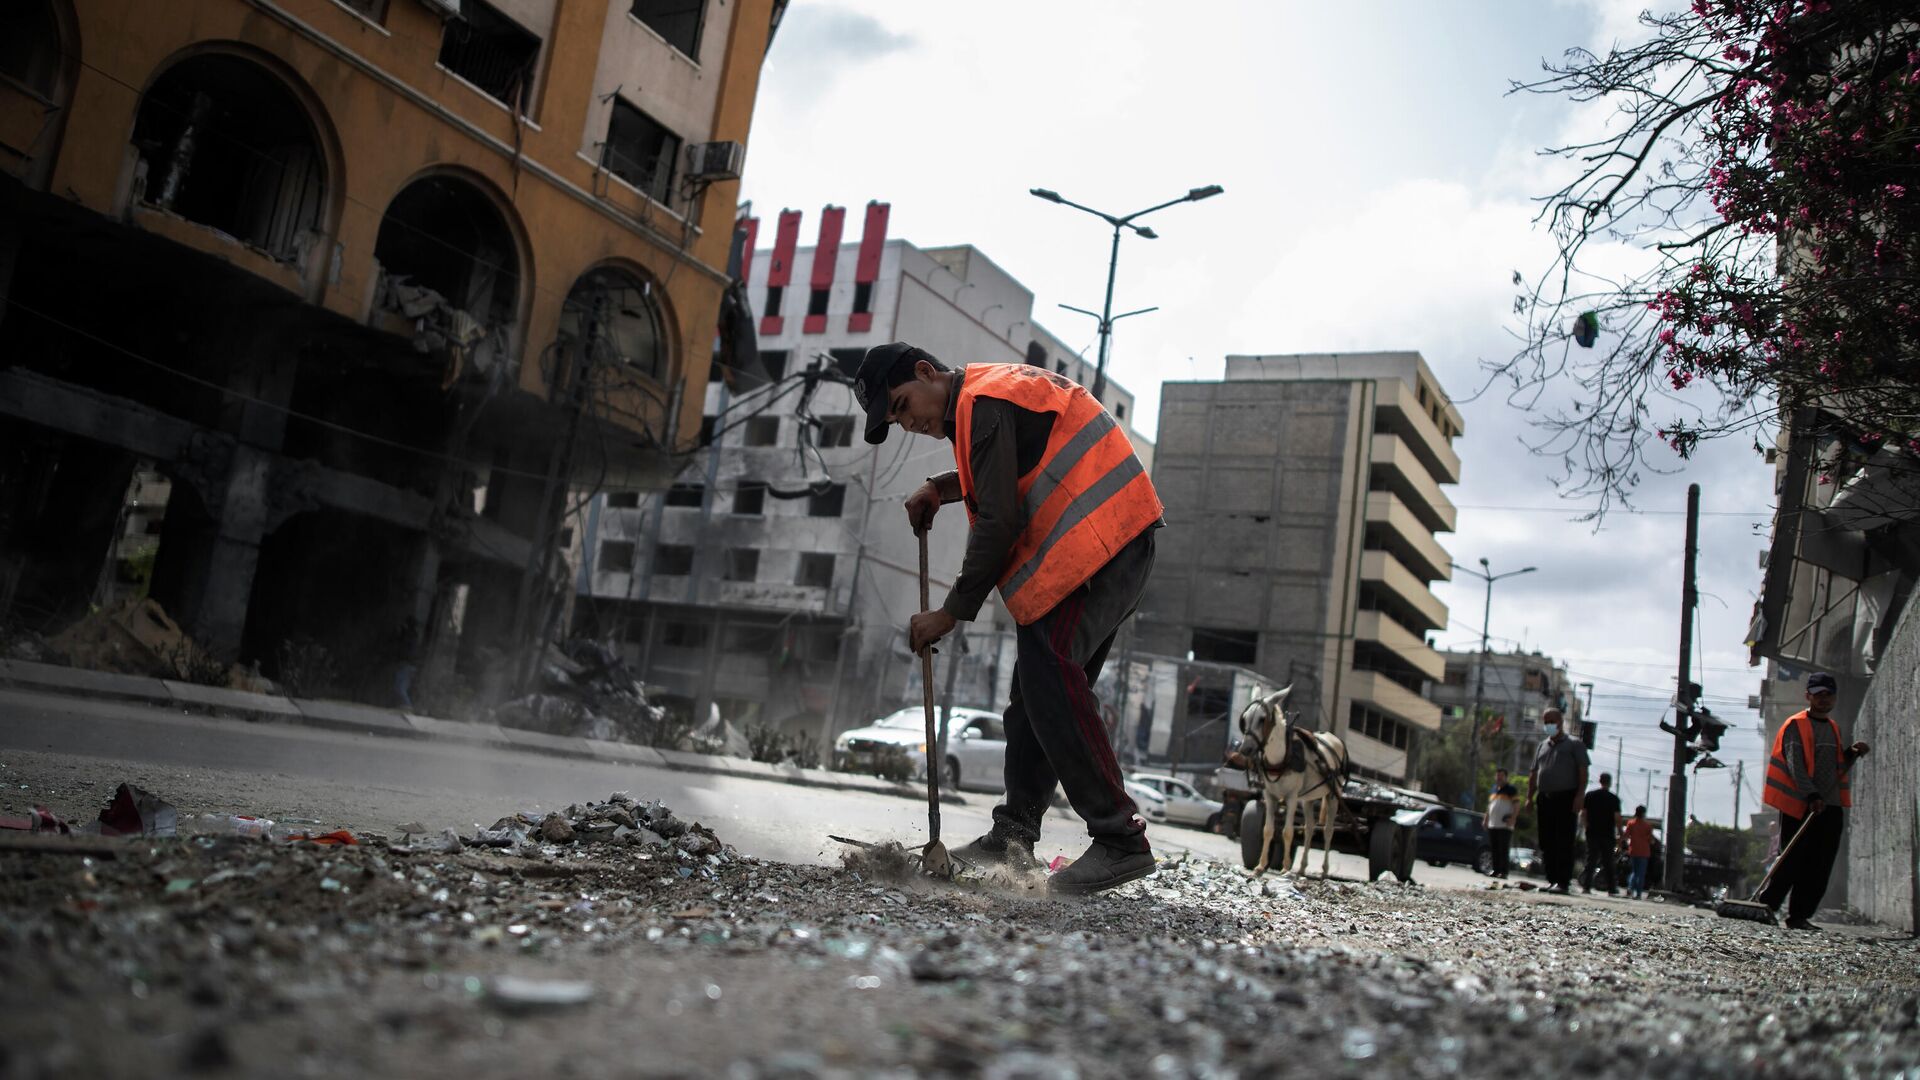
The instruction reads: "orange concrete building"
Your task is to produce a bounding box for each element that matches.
[0,0,782,703]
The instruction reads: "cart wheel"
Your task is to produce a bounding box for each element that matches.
[1395,826,1419,882]
[1239,800,1266,870]
[1367,822,1394,881]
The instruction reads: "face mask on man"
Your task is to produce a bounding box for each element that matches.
[1544,723,1560,738]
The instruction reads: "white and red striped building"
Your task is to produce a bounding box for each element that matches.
[570,201,1151,740]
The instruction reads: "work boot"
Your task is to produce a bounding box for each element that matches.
[1784,916,1822,932]
[951,831,1039,872]
[1047,842,1155,895]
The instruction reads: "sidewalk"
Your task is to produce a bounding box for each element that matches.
[0,657,961,806]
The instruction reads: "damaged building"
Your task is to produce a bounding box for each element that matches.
[1137,353,1463,786]
[569,202,1153,739]
[0,0,783,708]
[1747,406,1920,931]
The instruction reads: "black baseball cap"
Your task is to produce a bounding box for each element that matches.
[1806,672,1838,693]
[852,342,937,444]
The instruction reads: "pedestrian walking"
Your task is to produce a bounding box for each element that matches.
[1621,806,1655,899]
[1486,778,1519,879]
[1527,707,1588,894]
[858,344,1163,894]
[1580,772,1623,895]
[1757,672,1870,931]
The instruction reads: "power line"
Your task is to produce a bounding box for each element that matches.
[1454,503,1773,518]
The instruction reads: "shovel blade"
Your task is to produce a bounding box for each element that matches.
[922,840,953,880]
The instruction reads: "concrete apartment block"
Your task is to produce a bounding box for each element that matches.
[1141,352,1462,786]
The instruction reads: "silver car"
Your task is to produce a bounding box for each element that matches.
[834,706,1007,793]
[1127,773,1224,829]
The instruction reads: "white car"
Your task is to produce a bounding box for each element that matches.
[1127,773,1224,829]
[834,706,1008,792]
[1123,779,1170,824]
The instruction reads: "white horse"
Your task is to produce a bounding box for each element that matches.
[1228,687,1350,878]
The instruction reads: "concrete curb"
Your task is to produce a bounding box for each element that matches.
[0,658,961,806]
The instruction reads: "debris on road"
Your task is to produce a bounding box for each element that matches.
[0,805,72,834]
[489,639,669,745]
[96,782,177,837]
[1,781,1915,1079]
[485,975,596,1013]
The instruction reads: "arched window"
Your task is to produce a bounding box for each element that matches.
[374,175,520,328]
[559,267,667,381]
[131,54,327,260]
[0,2,61,97]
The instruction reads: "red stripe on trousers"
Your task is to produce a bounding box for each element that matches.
[1048,590,1129,803]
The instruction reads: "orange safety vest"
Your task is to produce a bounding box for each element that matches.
[951,364,1162,624]
[1762,709,1851,817]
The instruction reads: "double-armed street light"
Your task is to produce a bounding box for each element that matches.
[1451,557,1537,807]
[1028,184,1223,402]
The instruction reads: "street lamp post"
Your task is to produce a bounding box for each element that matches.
[1638,767,1663,808]
[1451,558,1537,809]
[1029,184,1222,402]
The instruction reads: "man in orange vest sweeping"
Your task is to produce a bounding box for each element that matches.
[853,343,1162,894]
[1759,671,1869,930]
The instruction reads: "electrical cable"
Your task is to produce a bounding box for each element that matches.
[5,297,569,485]
[64,47,714,322]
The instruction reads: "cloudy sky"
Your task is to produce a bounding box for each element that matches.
[739,1,1781,825]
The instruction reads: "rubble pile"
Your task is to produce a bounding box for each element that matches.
[490,640,671,745]
[25,596,273,691]
[3,786,1918,1078]
[435,791,728,862]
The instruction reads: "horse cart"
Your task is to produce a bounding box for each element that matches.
[1212,777,1442,883]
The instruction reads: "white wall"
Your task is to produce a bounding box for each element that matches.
[583,0,730,191]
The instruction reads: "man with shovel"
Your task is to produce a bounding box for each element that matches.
[1757,672,1869,930]
[852,343,1162,894]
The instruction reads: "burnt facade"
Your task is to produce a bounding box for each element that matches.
[0,0,780,708]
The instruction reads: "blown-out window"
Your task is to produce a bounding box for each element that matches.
[130,54,327,261]
[0,2,61,96]
[630,0,704,59]
[603,98,681,206]
[559,267,668,381]
[374,176,520,326]
[439,0,540,112]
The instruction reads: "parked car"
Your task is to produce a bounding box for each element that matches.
[1127,773,1225,829]
[1123,778,1169,824]
[1510,846,1541,876]
[1416,807,1494,874]
[833,706,1006,791]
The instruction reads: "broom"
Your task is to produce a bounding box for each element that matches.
[1716,805,1825,923]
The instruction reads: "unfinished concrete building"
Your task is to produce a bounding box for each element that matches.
[570,203,1152,737]
[1137,353,1462,784]
[1426,647,1586,776]
[0,0,781,707]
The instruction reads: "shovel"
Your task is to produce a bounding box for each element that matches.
[916,527,952,879]
[1716,805,1824,923]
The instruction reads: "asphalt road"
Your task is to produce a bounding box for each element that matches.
[0,686,1489,889]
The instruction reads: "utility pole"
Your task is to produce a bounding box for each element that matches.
[1613,737,1623,789]
[1453,558,1536,809]
[823,439,882,748]
[1667,483,1701,891]
[1732,758,1744,830]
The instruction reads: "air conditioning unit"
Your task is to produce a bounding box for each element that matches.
[685,141,746,182]
[418,0,461,16]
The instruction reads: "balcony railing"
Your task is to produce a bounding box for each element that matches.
[1364,491,1452,582]
[1359,549,1448,633]
[1369,434,1457,533]
[1354,610,1444,682]
[1345,669,1443,731]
